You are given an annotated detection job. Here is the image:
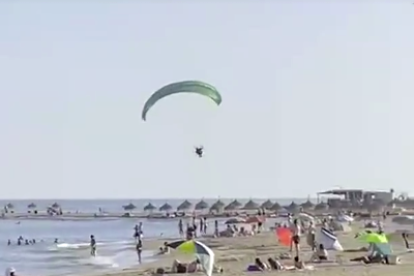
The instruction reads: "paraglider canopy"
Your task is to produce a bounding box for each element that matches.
[141,80,222,121]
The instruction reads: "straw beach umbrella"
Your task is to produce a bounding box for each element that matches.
[177,200,192,211]
[300,200,314,209]
[123,203,136,211]
[6,203,14,209]
[224,199,242,211]
[195,200,209,210]
[143,202,157,212]
[51,202,60,209]
[260,199,274,210]
[242,199,260,210]
[27,203,37,209]
[159,203,173,212]
[210,199,225,212]
[270,202,282,211]
[286,201,299,212]
[314,201,328,211]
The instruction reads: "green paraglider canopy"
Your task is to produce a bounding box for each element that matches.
[142,80,222,121]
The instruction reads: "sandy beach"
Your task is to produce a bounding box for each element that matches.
[98,220,414,276]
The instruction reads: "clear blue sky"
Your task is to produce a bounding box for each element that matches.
[1,1,414,199]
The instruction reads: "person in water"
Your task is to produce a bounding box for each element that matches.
[90,235,96,256]
[136,238,143,263]
[195,146,203,157]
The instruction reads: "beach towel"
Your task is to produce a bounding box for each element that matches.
[276,227,292,247]
[316,227,343,251]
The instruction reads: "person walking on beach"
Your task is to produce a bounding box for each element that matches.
[203,217,208,234]
[136,238,143,263]
[178,219,184,237]
[90,235,96,256]
[290,219,301,257]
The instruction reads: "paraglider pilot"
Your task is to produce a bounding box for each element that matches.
[195,146,204,158]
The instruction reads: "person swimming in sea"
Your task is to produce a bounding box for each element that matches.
[90,235,96,256]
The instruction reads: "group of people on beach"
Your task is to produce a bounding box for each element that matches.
[178,216,220,238]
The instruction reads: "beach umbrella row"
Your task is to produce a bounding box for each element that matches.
[3,199,334,212]
[4,202,61,209]
[122,199,323,212]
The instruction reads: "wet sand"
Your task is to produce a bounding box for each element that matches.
[97,221,414,276]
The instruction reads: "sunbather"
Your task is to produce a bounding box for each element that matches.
[267,258,284,270]
[254,257,269,271]
[294,256,305,269]
[172,260,187,273]
[310,244,329,262]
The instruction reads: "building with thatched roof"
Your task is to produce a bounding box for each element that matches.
[300,200,314,209]
[159,203,173,211]
[242,199,259,210]
[123,203,136,210]
[143,202,157,211]
[177,200,193,211]
[260,200,273,210]
[195,200,209,210]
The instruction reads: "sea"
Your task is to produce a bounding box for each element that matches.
[0,198,308,276]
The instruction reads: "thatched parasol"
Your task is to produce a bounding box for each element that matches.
[209,199,225,212]
[195,200,209,210]
[224,199,242,211]
[242,199,260,210]
[51,202,60,209]
[123,203,136,210]
[159,203,173,212]
[286,201,299,212]
[270,202,282,211]
[177,200,193,211]
[314,201,328,210]
[260,199,274,210]
[143,202,157,211]
[6,203,14,209]
[300,200,314,209]
[27,202,37,209]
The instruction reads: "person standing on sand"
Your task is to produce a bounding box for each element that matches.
[214,220,219,237]
[203,217,208,234]
[178,219,184,237]
[290,219,301,257]
[199,217,204,234]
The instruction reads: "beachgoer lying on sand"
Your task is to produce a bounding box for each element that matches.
[172,260,187,273]
[187,258,202,273]
[254,257,269,271]
[267,258,284,270]
[172,258,201,274]
[294,256,306,269]
[310,244,329,262]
